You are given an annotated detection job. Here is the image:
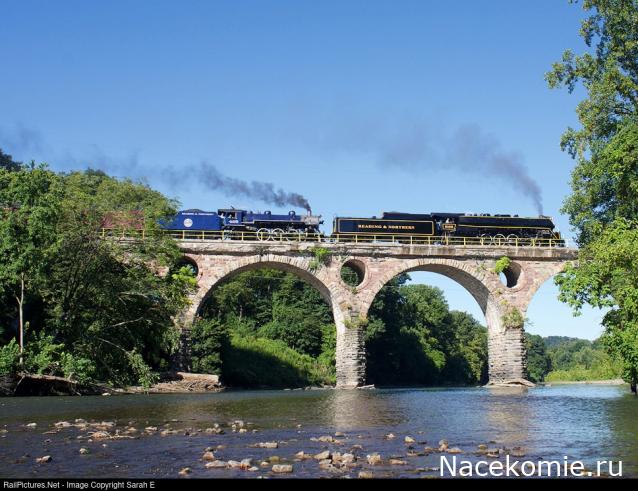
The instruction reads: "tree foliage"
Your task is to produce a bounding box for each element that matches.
[547,0,638,385]
[0,162,194,387]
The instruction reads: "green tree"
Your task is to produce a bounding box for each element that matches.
[0,166,63,363]
[525,333,552,383]
[547,0,638,387]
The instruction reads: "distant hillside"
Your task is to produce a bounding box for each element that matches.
[525,333,622,382]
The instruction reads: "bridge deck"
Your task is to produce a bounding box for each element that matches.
[176,238,578,261]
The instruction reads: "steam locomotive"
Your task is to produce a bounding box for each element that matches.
[157,208,562,245]
[161,208,323,239]
[333,211,562,243]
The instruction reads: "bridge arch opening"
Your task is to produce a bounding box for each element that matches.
[499,261,522,288]
[340,259,366,288]
[174,256,199,277]
[191,262,337,389]
[363,263,494,387]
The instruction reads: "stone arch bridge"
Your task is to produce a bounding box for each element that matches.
[174,240,577,388]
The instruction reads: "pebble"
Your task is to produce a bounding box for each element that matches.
[90,431,111,440]
[178,467,191,476]
[79,448,90,455]
[447,447,463,454]
[404,436,415,443]
[25,423,37,429]
[366,453,382,465]
[341,453,356,464]
[271,464,293,474]
[438,439,449,452]
[256,442,278,449]
[202,451,216,461]
[358,471,374,479]
[390,459,408,465]
[205,461,227,469]
[314,450,331,461]
[36,456,52,463]
[385,433,396,440]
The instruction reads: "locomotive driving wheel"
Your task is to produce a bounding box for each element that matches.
[494,234,507,246]
[257,228,270,241]
[272,228,286,241]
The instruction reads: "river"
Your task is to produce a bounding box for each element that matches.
[1,384,636,478]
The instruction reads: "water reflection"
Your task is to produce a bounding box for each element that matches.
[324,389,405,430]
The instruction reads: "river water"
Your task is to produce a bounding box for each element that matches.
[1,385,636,479]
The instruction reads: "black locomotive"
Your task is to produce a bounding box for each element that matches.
[333,211,562,245]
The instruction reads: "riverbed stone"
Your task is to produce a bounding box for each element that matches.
[390,459,408,465]
[272,464,293,474]
[205,460,227,469]
[36,456,52,463]
[314,450,331,461]
[202,451,216,461]
[366,453,381,465]
[256,441,278,449]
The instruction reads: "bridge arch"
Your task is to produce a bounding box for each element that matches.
[182,254,338,324]
[350,257,533,385]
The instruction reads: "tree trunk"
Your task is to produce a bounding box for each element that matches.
[16,273,24,366]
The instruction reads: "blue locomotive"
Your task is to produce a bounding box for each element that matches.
[161,208,323,239]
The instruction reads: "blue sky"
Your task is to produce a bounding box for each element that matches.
[0,0,605,339]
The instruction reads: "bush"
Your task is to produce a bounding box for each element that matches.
[60,353,97,384]
[0,339,20,375]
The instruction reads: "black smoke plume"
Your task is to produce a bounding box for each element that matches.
[194,162,312,213]
[319,119,544,215]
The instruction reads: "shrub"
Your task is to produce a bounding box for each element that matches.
[0,339,20,375]
[494,256,511,274]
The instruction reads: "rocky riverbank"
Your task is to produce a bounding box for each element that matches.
[0,372,224,397]
[0,416,538,479]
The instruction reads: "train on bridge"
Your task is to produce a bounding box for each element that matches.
[155,207,564,246]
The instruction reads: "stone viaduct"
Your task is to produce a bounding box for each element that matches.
[174,240,577,388]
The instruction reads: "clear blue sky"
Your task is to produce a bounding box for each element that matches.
[0,0,605,339]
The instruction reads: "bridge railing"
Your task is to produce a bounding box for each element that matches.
[99,228,568,248]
